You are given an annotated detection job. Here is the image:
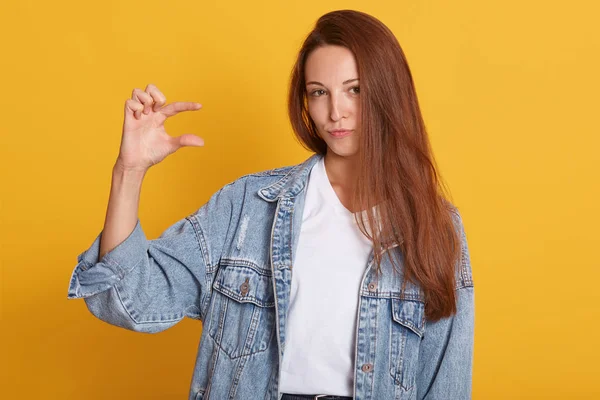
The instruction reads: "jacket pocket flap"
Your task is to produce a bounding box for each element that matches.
[213,264,275,308]
[391,298,426,337]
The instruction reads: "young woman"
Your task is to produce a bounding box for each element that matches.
[67,9,474,400]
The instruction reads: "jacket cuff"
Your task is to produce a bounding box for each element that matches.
[67,220,148,299]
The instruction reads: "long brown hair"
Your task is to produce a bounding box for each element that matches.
[288,9,462,321]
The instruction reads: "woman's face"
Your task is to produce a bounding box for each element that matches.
[305,45,361,158]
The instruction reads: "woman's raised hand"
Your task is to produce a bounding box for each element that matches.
[116,84,204,171]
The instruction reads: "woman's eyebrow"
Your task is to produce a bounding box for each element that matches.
[306,78,359,86]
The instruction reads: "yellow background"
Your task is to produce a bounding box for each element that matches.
[1,0,599,398]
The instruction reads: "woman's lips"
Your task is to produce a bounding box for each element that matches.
[329,129,352,138]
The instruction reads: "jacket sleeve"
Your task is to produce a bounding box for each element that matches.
[416,209,475,400]
[66,186,233,333]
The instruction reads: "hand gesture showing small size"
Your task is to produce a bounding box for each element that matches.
[117,84,204,171]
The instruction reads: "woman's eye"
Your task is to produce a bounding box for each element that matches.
[311,89,325,97]
[350,86,360,94]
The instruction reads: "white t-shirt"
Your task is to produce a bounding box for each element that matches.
[280,157,374,396]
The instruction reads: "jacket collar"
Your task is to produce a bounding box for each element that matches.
[257,153,323,202]
[259,153,407,250]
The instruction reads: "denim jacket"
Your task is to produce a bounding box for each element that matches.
[67,153,475,400]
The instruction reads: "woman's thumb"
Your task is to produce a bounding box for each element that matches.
[175,134,205,148]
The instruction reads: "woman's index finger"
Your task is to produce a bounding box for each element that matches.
[161,102,202,117]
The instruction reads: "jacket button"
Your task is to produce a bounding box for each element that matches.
[240,278,250,296]
[361,363,373,373]
[367,282,377,291]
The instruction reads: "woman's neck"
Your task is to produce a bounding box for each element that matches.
[323,152,357,188]
[323,151,359,211]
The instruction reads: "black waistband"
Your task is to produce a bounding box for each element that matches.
[281,394,353,400]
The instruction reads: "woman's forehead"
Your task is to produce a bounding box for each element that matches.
[305,45,358,84]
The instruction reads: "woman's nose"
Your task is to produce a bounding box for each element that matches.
[329,94,347,121]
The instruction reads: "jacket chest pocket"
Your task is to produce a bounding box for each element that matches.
[389,298,425,391]
[208,262,276,359]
